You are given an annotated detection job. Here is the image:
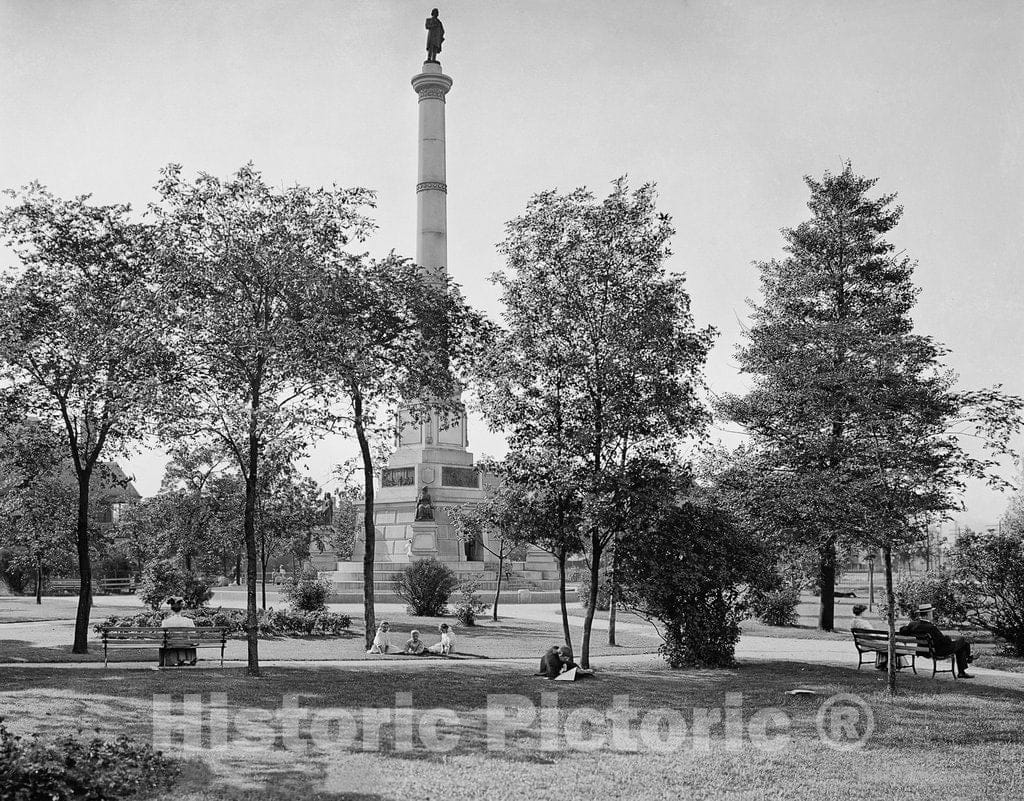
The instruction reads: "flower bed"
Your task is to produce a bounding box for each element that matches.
[93,606,351,637]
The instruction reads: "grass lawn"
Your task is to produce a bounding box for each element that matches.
[0,612,662,664]
[0,595,143,624]
[1,661,1022,800]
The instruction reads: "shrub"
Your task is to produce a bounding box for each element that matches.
[181,572,213,609]
[395,559,457,617]
[452,577,491,626]
[950,529,1024,656]
[0,718,177,800]
[137,559,184,610]
[752,587,801,627]
[280,567,333,612]
[883,570,967,625]
[617,502,771,668]
[136,560,212,611]
[574,568,612,611]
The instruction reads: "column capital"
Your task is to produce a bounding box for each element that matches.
[412,67,453,101]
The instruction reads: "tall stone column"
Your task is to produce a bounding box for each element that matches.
[411,62,453,284]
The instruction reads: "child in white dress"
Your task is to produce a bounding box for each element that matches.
[366,621,393,654]
[427,623,455,656]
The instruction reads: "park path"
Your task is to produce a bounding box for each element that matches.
[2,595,1022,691]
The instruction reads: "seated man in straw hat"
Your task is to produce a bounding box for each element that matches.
[899,604,975,678]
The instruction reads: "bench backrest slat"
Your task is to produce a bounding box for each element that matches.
[852,630,933,656]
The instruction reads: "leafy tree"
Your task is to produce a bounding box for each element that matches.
[617,500,771,668]
[719,164,1022,688]
[327,254,486,649]
[0,415,72,603]
[476,178,713,668]
[0,185,168,652]
[484,455,586,650]
[950,526,1024,656]
[254,457,323,609]
[150,164,375,676]
[720,165,944,630]
[444,483,523,621]
[0,476,77,604]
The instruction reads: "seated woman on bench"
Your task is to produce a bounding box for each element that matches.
[160,596,197,667]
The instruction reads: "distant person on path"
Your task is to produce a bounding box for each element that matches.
[404,630,426,655]
[899,604,975,678]
[274,565,287,585]
[160,596,196,667]
[850,603,887,670]
[426,623,455,655]
[367,621,394,654]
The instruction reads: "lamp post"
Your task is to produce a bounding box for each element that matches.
[866,551,876,611]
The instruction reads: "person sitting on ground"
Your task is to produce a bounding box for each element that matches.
[404,630,426,655]
[538,644,592,678]
[899,604,975,678]
[160,596,197,666]
[850,603,888,670]
[366,621,393,654]
[538,645,562,678]
[426,623,455,656]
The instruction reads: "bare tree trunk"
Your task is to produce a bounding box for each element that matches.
[557,551,571,652]
[608,538,617,646]
[580,537,602,669]
[817,536,836,631]
[35,559,42,605]
[72,470,93,653]
[354,391,376,650]
[884,545,898,696]
[260,553,268,611]
[243,409,261,677]
[492,550,503,622]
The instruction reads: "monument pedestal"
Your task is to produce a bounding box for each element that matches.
[410,521,439,557]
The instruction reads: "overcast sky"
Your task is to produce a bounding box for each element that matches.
[2,1,1021,531]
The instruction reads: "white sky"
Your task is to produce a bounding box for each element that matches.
[2,1,1021,530]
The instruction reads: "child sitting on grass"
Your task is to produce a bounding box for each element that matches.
[366,621,393,654]
[404,630,426,655]
[426,623,455,656]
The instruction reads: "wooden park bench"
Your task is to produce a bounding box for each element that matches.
[47,579,81,593]
[98,577,136,594]
[852,629,956,678]
[98,626,228,668]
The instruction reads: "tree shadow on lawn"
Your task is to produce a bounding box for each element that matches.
[3,660,1020,731]
[0,637,159,664]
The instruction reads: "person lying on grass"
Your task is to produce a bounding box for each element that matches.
[366,621,393,654]
[426,623,455,656]
[404,630,426,655]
